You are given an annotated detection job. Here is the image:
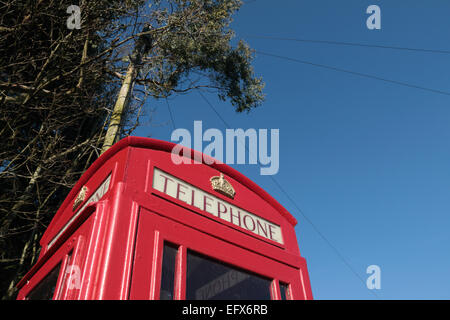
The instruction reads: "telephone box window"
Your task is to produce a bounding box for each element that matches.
[279,282,290,300]
[186,250,271,300]
[160,242,178,300]
[26,264,61,300]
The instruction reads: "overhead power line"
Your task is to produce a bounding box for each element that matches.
[246,35,450,55]
[255,50,450,97]
[165,98,176,130]
[197,90,380,299]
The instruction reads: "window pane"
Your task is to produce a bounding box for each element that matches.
[186,250,271,300]
[279,282,290,300]
[160,242,178,300]
[27,264,61,300]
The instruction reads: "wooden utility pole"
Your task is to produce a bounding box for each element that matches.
[100,25,153,154]
[100,63,137,154]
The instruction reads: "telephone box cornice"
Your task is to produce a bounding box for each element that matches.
[45,136,297,246]
[113,137,297,227]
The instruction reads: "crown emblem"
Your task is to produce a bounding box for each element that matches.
[210,173,235,199]
[73,186,88,211]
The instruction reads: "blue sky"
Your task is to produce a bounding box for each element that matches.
[135,1,450,299]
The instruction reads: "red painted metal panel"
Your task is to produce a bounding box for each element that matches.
[17,212,95,299]
[17,137,313,300]
[130,207,305,299]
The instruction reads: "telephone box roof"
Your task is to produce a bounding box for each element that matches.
[56,136,298,227]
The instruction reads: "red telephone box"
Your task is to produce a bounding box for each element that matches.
[16,137,313,300]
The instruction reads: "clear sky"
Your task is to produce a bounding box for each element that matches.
[135,0,450,299]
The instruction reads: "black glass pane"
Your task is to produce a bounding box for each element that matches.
[280,282,289,300]
[160,243,178,300]
[27,264,61,300]
[186,250,271,300]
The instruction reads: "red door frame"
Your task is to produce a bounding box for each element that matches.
[130,207,306,300]
[16,199,112,300]
[17,212,95,300]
